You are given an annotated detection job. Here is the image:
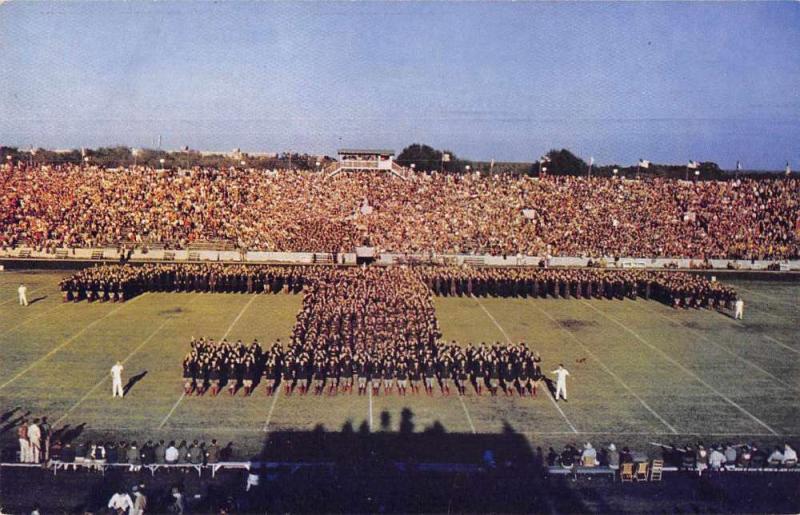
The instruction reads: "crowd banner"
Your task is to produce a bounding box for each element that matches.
[0,246,798,271]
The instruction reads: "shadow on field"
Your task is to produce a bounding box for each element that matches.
[28,295,47,305]
[233,410,590,513]
[123,371,148,395]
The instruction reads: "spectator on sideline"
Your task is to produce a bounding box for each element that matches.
[107,488,133,515]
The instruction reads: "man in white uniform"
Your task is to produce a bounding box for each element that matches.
[111,361,125,397]
[18,284,28,306]
[28,418,42,463]
[734,298,744,320]
[552,363,570,401]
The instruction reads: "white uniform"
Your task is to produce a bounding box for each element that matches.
[111,363,124,397]
[734,299,744,320]
[28,423,41,463]
[18,285,28,306]
[552,367,570,400]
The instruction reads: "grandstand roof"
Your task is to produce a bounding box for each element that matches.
[338,149,395,156]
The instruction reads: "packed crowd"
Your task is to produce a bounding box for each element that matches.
[3,164,798,258]
[545,441,798,473]
[59,263,307,301]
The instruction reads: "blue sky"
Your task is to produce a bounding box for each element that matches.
[1,1,798,168]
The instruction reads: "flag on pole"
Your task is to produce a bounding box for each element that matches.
[638,159,650,169]
[687,160,699,169]
[442,153,451,163]
[786,161,792,175]
[589,156,594,165]
[736,160,742,171]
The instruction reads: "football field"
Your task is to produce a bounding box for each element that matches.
[1,269,798,460]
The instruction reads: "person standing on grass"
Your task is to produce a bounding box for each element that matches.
[734,297,744,320]
[17,419,30,463]
[28,418,41,463]
[552,364,570,401]
[111,360,125,397]
[18,283,28,306]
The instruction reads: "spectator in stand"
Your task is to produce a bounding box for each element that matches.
[165,441,179,464]
[709,445,727,470]
[580,442,597,467]
[767,446,784,466]
[606,444,620,471]
[783,444,798,467]
[108,488,133,515]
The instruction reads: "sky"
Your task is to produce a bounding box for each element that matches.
[1,1,798,169]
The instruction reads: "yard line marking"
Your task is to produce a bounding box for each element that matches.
[0,294,148,391]
[581,300,779,436]
[475,299,514,343]
[54,295,201,428]
[763,335,800,356]
[1,286,47,306]
[262,388,282,433]
[734,285,796,308]
[2,302,67,336]
[535,304,679,434]
[639,303,800,393]
[368,387,374,431]
[458,395,477,434]
[158,392,186,429]
[474,297,578,434]
[159,294,258,429]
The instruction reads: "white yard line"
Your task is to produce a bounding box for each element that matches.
[763,335,800,356]
[639,302,800,393]
[54,295,200,427]
[534,304,678,434]
[581,300,779,436]
[2,302,67,336]
[458,395,477,434]
[474,296,578,434]
[1,286,47,306]
[159,294,258,430]
[734,285,795,308]
[0,294,148,391]
[262,388,282,433]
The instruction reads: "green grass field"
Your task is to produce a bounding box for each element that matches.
[1,269,798,460]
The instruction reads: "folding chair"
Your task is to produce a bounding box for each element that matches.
[620,462,634,482]
[635,461,649,481]
[649,459,663,481]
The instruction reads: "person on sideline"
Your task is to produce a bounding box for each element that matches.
[18,284,28,306]
[552,364,570,401]
[734,298,745,320]
[111,361,125,397]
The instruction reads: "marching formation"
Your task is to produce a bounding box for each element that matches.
[3,164,799,259]
[182,337,548,398]
[419,267,739,309]
[59,263,306,301]
[60,263,739,310]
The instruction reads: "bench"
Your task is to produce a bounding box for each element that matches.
[548,465,617,481]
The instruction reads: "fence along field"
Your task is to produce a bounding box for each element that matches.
[0,270,798,461]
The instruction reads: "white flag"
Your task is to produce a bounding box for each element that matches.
[786,162,792,175]
[589,156,594,165]
[687,160,699,169]
[442,153,451,163]
[638,159,650,169]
